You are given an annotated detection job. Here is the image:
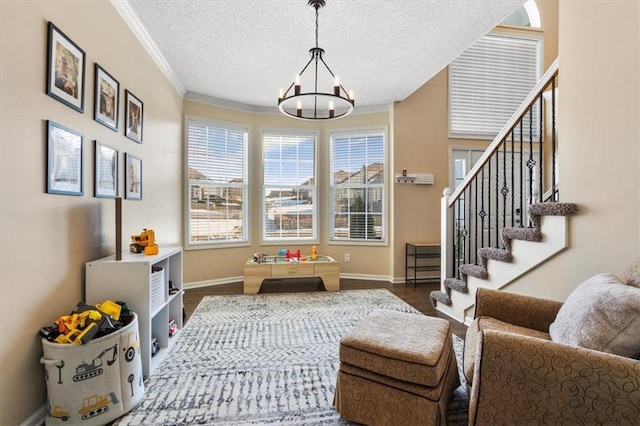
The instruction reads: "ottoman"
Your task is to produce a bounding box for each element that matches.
[334,310,460,426]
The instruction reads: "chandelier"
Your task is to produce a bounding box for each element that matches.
[277,0,355,120]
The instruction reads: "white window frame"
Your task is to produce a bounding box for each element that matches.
[448,32,542,140]
[329,127,387,245]
[184,115,250,249]
[260,128,319,244]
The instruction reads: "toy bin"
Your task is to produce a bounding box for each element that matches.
[40,313,145,426]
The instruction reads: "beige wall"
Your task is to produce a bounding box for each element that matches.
[182,101,392,285]
[509,0,640,299]
[391,1,559,279]
[0,1,183,424]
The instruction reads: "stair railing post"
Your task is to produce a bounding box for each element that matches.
[441,188,453,291]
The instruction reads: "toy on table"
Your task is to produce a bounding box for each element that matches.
[311,245,317,260]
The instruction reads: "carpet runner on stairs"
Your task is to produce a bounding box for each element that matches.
[431,201,578,307]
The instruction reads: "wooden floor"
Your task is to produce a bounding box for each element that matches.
[183,278,467,339]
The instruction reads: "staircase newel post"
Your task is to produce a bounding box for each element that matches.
[441,188,453,292]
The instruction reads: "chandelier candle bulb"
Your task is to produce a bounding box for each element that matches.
[297,100,302,117]
[329,100,335,118]
[278,88,284,101]
[334,76,340,95]
[294,75,301,95]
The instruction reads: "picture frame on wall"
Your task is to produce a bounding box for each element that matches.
[124,153,142,200]
[46,22,85,113]
[94,141,118,198]
[47,120,83,196]
[124,90,143,143]
[94,64,119,131]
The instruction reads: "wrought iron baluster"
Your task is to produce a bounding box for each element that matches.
[490,158,492,247]
[519,120,524,228]
[528,106,534,225]
[551,75,557,202]
[511,131,515,228]
[479,166,485,257]
[451,197,457,278]
[466,185,471,264]
[538,94,544,202]
[474,176,479,265]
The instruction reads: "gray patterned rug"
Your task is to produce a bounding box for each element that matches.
[114,289,468,425]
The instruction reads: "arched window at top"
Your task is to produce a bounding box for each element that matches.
[503,0,541,28]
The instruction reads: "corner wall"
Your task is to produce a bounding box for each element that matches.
[0,2,183,424]
[391,0,559,281]
[508,0,640,299]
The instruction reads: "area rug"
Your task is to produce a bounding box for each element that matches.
[114,289,468,425]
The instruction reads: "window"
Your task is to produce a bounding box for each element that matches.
[330,130,386,242]
[449,33,541,140]
[502,0,541,28]
[262,130,317,242]
[186,116,248,247]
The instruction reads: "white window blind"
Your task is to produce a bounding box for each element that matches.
[262,131,317,242]
[330,131,385,242]
[449,33,541,140]
[186,117,248,246]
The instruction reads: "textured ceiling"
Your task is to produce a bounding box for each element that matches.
[122,0,526,111]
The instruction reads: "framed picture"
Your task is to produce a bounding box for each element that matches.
[125,153,142,200]
[94,64,119,131]
[46,22,85,113]
[124,90,143,143]
[47,120,83,196]
[94,141,118,198]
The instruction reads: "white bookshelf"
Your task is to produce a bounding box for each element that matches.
[85,246,183,378]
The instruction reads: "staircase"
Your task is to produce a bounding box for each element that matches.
[430,58,578,323]
[431,201,577,323]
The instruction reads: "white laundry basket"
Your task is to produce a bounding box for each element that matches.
[40,313,145,425]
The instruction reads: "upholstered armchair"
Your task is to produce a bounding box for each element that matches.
[464,271,640,425]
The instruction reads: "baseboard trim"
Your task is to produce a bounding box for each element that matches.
[21,404,46,426]
[184,276,244,290]
[184,274,395,290]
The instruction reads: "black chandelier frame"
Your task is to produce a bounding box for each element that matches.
[277,0,355,120]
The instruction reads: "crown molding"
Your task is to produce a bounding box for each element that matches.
[184,91,391,117]
[111,0,186,97]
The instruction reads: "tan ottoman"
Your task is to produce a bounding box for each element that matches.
[334,310,460,426]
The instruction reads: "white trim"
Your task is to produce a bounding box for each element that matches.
[112,1,185,96]
[339,273,393,283]
[524,0,542,28]
[184,276,244,290]
[20,404,46,426]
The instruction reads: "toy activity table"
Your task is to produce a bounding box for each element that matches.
[243,255,339,294]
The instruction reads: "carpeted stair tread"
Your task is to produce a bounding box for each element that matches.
[459,264,488,280]
[529,202,579,228]
[429,290,452,307]
[445,278,468,293]
[478,247,513,269]
[501,227,543,251]
[529,202,579,217]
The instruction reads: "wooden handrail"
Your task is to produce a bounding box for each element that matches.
[448,57,559,207]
